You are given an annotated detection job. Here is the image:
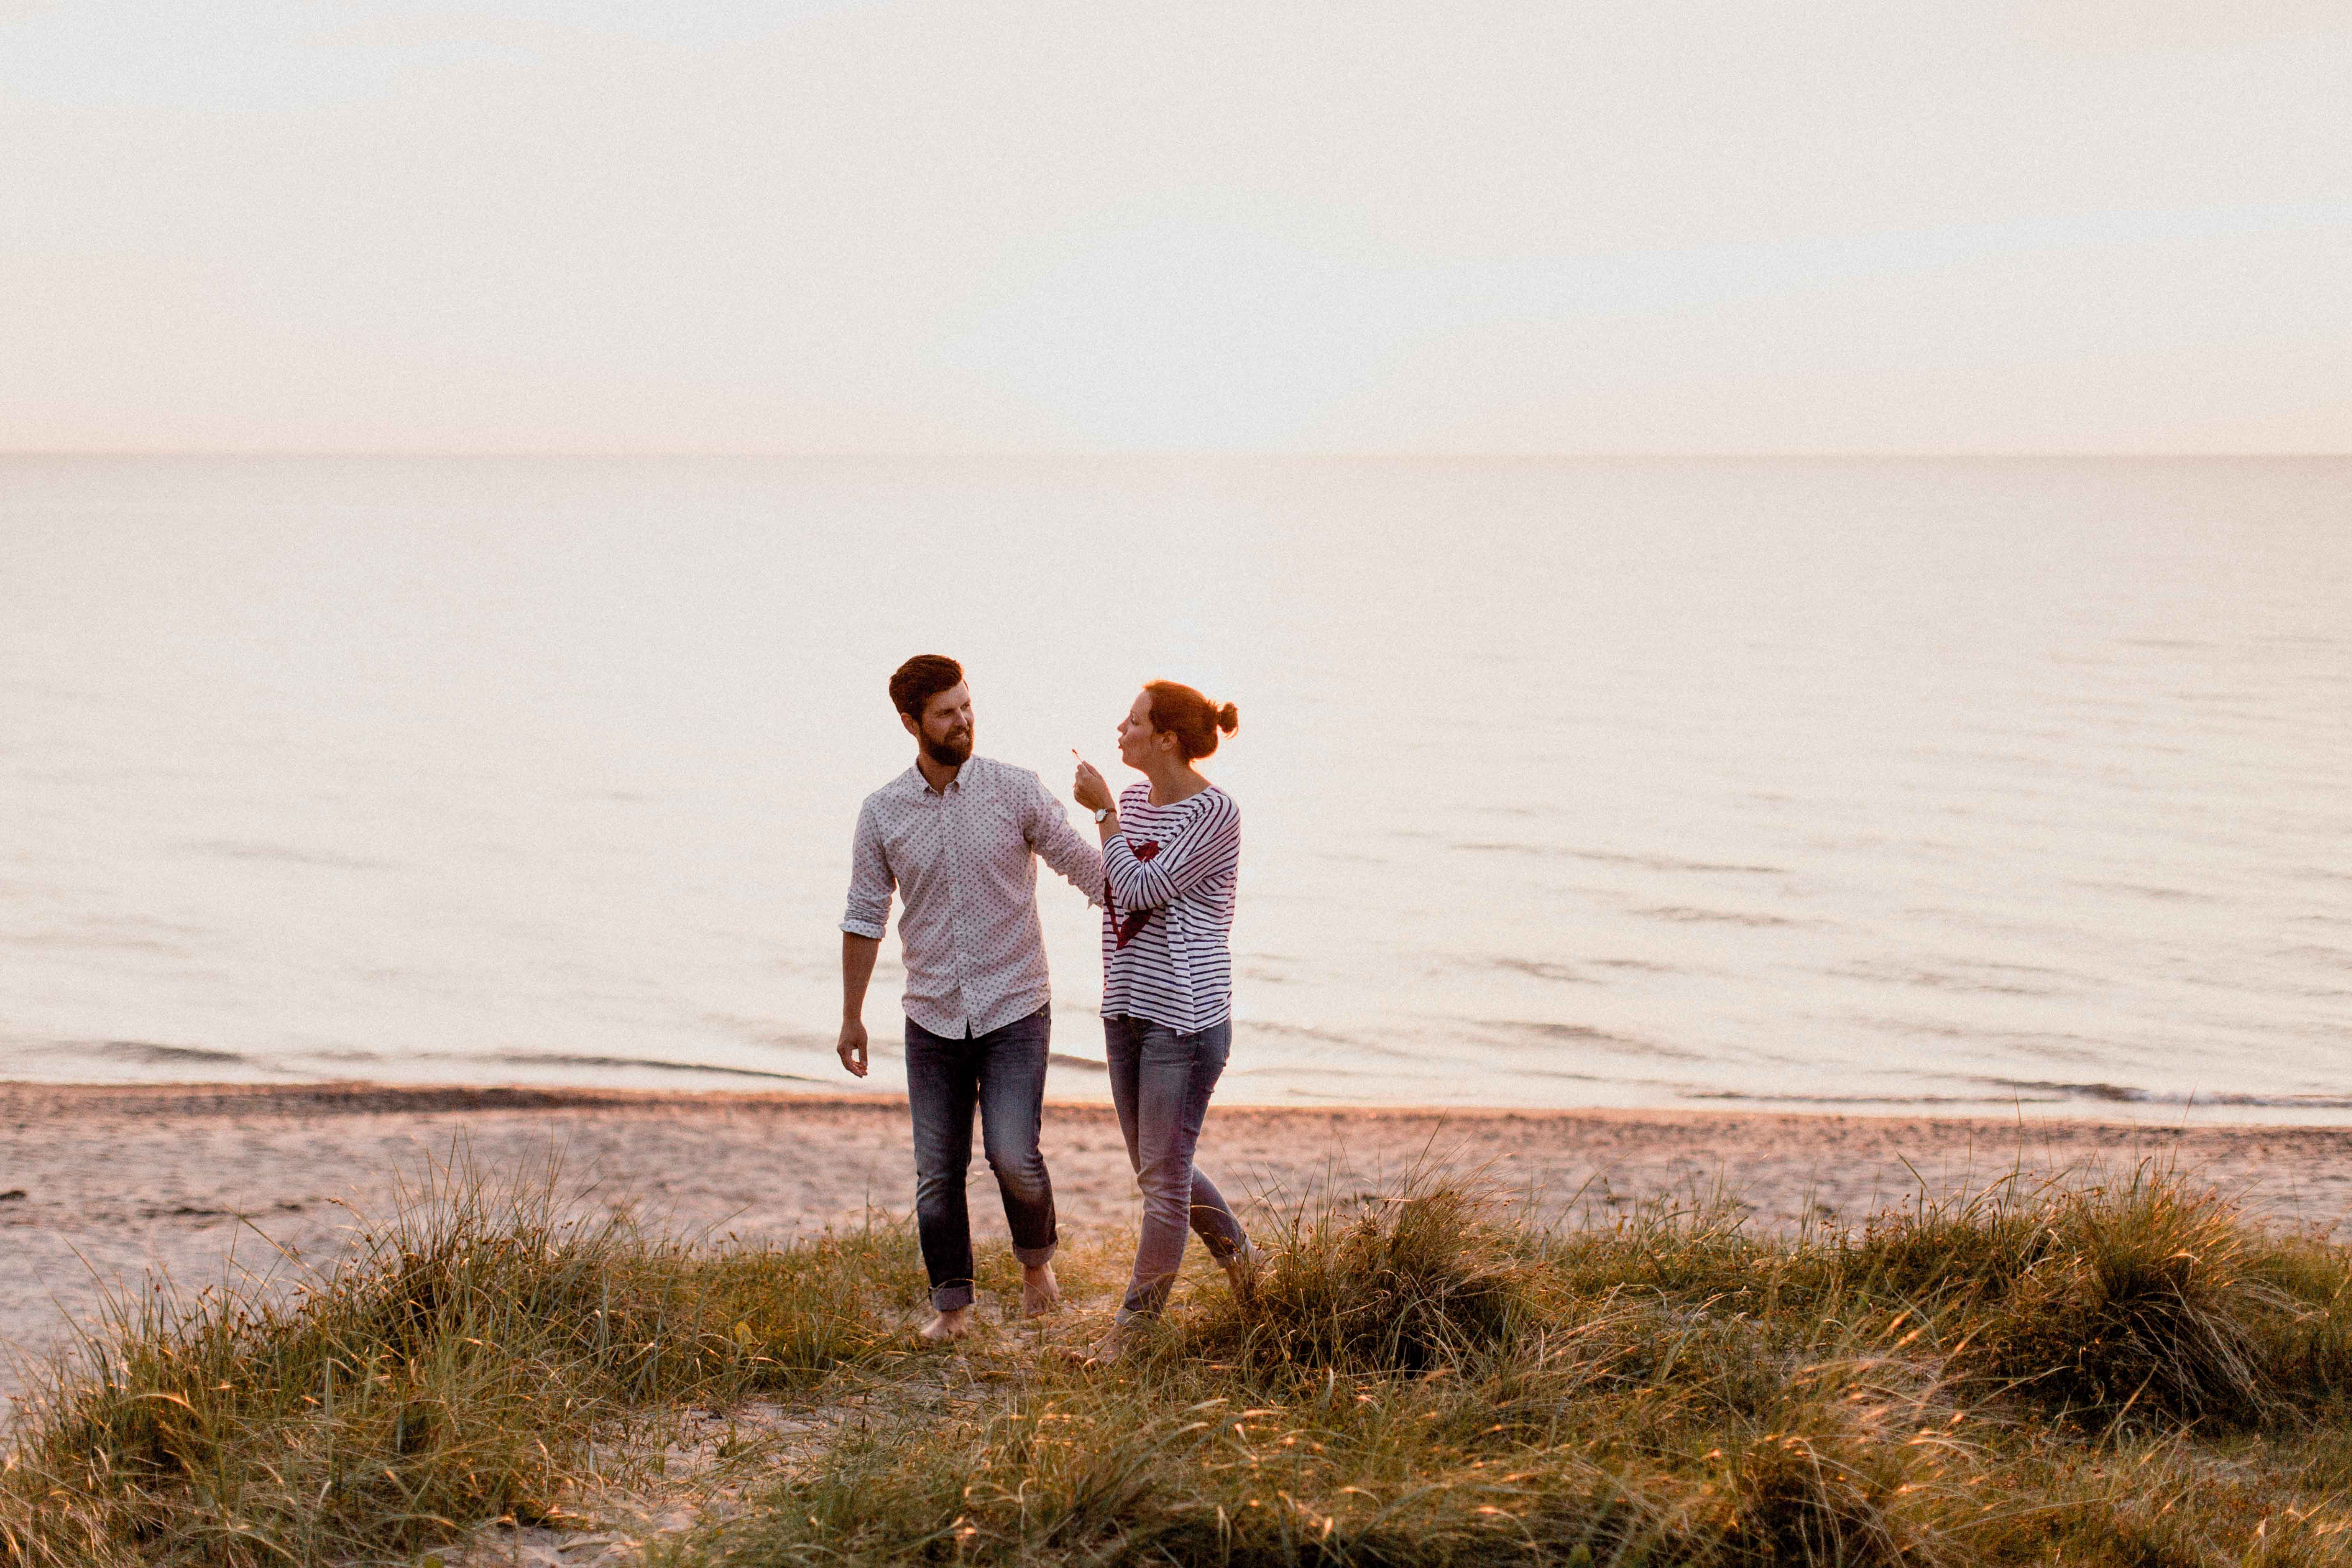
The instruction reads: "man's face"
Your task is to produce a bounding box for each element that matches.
[906,682,974,767]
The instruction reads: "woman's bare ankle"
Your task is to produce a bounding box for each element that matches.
[920,1305,973,1342]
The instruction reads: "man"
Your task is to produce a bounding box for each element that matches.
[838,654,1103,1341]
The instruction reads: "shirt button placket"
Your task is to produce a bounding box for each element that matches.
[945,785,969,1032]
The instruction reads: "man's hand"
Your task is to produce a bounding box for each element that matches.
[837,1017,870,1078]
[1072,758,1113,813]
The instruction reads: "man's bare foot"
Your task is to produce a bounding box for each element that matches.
[1022,1263,1063,1317]
[919,1305,973,1342]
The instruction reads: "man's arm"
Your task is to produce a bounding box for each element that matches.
[838,800,893,1077]
[839,933,880,1077]
[1028,772,1104,903]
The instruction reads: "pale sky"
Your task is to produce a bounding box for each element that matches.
[4,2,2348,454]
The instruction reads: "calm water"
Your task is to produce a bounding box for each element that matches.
[3,456,2347,1119]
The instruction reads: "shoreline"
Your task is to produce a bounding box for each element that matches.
[7,1078,2344,1131]
[10,1080,2352,1407]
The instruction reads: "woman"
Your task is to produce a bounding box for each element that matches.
[1072,680,1254,1354]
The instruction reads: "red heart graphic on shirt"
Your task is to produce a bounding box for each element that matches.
[1132,840,1160,861]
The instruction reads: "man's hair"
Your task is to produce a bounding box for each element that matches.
[888,655,965,721]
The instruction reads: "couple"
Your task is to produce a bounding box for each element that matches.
[835,654,1252,1354]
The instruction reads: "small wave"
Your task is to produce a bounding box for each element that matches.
[1225,1062,1382,1080]
[1237,1022,1423,1061]
[1047,1052,1108,1072]
[1570,850,1786,876]
[1489,958,1595,984]
[1452,843,1786,875]
[1637,906,1798,927]
[180,840,389,870]
[1828,961,2071,998]
[4,930,182,954]
[2072,880,2219,904]
[703,1015,835,1050]
[459,1053,824,1084]
[1503,1065,1619,1084]
[85,1040,247,1066]
[1986,1079,2352,1111]
[1481,1020,1703,1061]
[1241,1020,1365,1045]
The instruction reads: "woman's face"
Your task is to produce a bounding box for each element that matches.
[1115,689,1160,768]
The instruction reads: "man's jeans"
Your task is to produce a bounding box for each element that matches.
[904,1006,1059,1312]
[1104,1014,1249,1320]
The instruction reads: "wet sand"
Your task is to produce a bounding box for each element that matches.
[7,1082,2351,1408]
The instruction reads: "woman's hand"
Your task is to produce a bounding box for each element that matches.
[1072,756,1114,813]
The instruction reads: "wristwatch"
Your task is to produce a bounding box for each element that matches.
[1092,806,1112,823]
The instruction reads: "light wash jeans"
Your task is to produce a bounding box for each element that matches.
[904,1006,1059,1311]
[1103,1013,1249,1319]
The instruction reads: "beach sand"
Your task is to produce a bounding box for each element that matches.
[7,1082,2351,1408]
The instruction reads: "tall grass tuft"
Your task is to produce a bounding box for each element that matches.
[1846,1165,2350,1428]
[1185,1179,1535,1375]
[0,1151,907,1568]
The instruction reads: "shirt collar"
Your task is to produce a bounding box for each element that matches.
[891,758,978,799]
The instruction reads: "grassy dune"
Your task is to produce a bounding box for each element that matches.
[6,1160,2352,1566]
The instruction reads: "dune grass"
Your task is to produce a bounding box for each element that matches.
[0,1154,920,1567]
[7,1157,2352,1567]
[661,1170,2352,1568]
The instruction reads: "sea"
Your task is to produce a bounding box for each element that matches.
[3,456,2346,1120]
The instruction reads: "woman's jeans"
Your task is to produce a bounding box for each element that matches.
[1103,1014,1248,1320]
[904,1006,1059,1311]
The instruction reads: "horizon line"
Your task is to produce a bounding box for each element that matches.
[5,448,2349,462]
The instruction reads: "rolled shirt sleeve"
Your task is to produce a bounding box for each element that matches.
[839,798,894,939]
[1027,774,1105,906]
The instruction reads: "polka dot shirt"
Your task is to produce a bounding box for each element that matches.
[841,756,1103,1037]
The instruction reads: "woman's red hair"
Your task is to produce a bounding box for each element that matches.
[1144,681,1239,761]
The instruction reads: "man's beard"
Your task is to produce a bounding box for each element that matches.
[922,728,973,768]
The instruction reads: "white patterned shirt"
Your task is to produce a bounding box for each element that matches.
[841,756,1103,1038]
[1100,783,1241,1034]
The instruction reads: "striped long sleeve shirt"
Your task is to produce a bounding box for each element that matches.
[1100,782,1241,1034]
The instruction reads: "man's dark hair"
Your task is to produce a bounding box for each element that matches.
[888,655,965,721]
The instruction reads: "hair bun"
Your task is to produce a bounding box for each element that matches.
[1215,701,1239,734]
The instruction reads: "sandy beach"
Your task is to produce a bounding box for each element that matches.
[8,1082,2352,1408]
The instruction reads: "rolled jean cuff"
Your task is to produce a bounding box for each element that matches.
[1013,1237,1059,1268]
[930,1279,976,1311]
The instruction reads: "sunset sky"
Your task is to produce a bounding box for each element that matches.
[5,2,2348,454]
